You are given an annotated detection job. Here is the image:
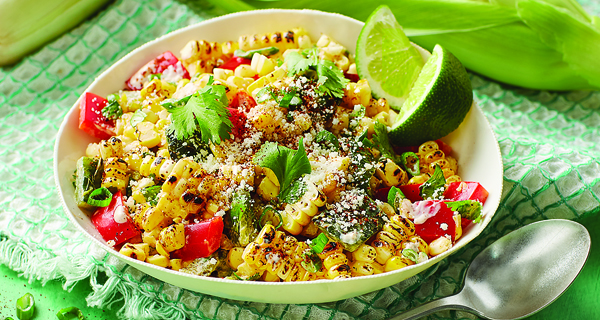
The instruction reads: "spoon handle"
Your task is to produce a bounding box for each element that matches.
[386,294,479,320]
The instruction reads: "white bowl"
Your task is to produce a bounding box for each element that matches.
[53,9,503,304]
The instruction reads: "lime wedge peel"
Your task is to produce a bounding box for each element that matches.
[355,5,425,109]
[389,44,474,146]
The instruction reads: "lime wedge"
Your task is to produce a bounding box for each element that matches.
[356,5,425,108]
[389,44,473,146]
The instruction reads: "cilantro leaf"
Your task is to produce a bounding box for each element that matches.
[167,85,233,144]
[316,59,349,98]
[102,101,123,120]
[141,185,161,206]
[372,121,398,162]
[420,165,446,200]
[315,130,339,151]
[285,48,348,98]
[446,200,483,222]
[253,139,312,202]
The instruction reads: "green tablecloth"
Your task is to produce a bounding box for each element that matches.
[1,0,599,319]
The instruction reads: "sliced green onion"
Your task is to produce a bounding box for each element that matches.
[16,292,35,320]
[56,306,85,320]
[258,206,283,229]
[234,46,280,59]
[400,152,420,176]
[149,73,161,81]
[86,187,112,207]
[300,249,323,273]
[402,248,419,263]
[310,233,329,254]
[129,109,147,128]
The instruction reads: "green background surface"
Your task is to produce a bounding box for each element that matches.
[1,0,600,319]
[0,215,597,319]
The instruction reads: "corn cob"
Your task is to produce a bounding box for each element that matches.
[0,0,111,65]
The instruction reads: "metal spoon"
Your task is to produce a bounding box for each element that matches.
[389,219,591,320]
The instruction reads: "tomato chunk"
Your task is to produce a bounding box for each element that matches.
[126,51,190,90]
[229,91,257,112]
[413,200,456,243]
[79,92,115,140]
[220,56,251,71]
[171,216,224,261]
[435,139,453,155]
[398,184,423,202]
[444,181,489,204]
[226,107,247,139]
[91,191,139,246]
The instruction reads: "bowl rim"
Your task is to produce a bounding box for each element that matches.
[53,7,503,300]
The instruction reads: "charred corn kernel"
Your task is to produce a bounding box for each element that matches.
[384,256,409,272]
[262,271,281,282]
[375,158,407,187]
[142,229,159,248]
[221,40,238,55]
[119,243,149,261]
[238,29,302,53]
[408,173,431,185]
[228,247,245,269]
[423,150,445,166]
[102,157,129,193]
[251,53,275,76]
[442,168,456,179]
[390,215,416,236]
[147,254,170,267]
[170,259,183,271]
[327,264,352,279]
[180,40,223,65]
[213,68,233,81]
[143,207,166,232]
[418,140,439,155]
[257,176,279,201]
[135,121,161,148]
[226,76,254,91]
[236,261,261,279]
[316,34,331,47]
[373,111,390,126]
[99,137,124,159]
[372,239,395,265]
[447,175,462,183]
[187,59,216,76]
[352,244,377,263]
[297,35,312,49]
[349,260,375,276]
[429,236,453,256]
[343,79,371,109]
[234,64,257,78]
[403,235,430,256]
[281,212,303,235]
[156,241,170,257]
[454,215,462,240]
[446,156,458,172]
[159,223,185,252]
[247,67,287,95]
[333,54,350,71]
[330,111,349,135]
[371,262,385,274]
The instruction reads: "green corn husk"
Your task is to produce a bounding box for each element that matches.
[208,0,600,91]
[0,0,111,66]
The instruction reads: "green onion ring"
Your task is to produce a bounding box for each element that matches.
[16,292,35,320]
[86,187,112,207]
[56,306,85,320]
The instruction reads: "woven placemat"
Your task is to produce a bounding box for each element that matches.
[1,0,599,319]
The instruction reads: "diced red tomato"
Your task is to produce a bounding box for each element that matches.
[171,216,224,261]
[229,91,257,112]
[91,191,139,246]
[444,181,489,204]
[374,186,391,203]
[219,56,251,71]
[126,51,190,90]
[435,139,453,156]
[413,200,456,243]
[226,107,247,138]
[398,184,423,202]
[79,92,115,140]
[393,144,419,155]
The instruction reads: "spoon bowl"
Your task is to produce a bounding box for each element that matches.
[392,219,591,320]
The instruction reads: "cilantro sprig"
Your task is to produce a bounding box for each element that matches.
[164,77,232,144]
[285,48,349,98]
[253,138,312,202]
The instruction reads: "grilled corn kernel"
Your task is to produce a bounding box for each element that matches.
[429,236,453,256]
